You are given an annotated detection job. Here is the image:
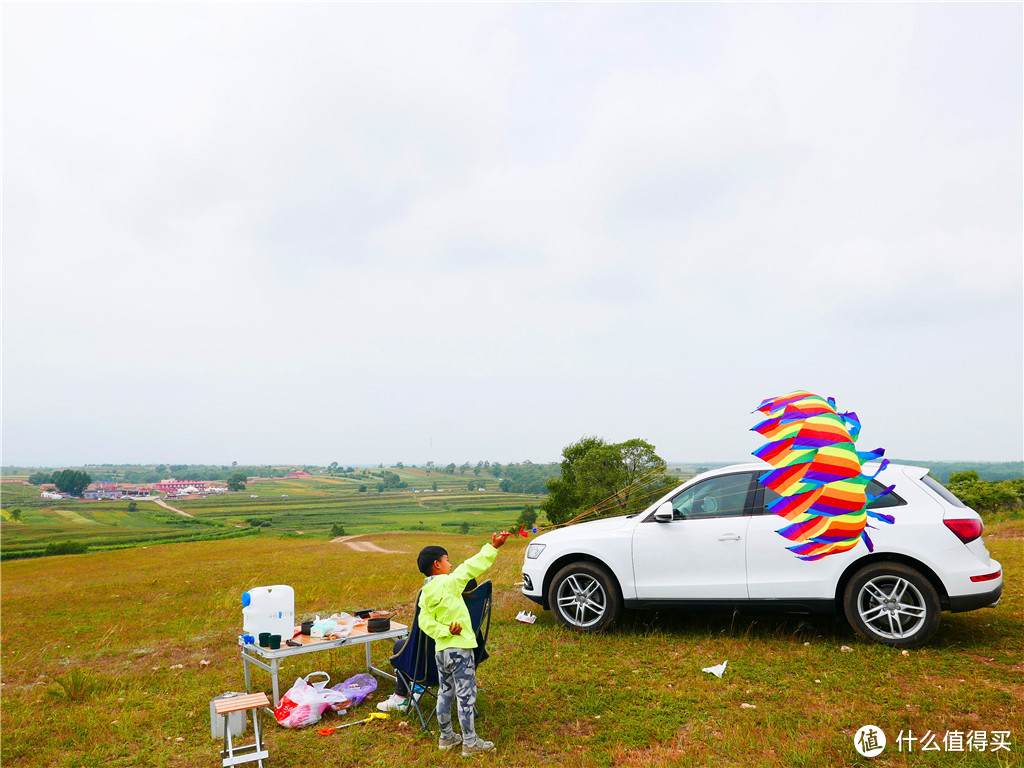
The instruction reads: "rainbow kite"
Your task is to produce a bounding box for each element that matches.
[752,391,895,561]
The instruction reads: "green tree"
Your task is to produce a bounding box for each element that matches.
[10,508,22,521]
[460,522,470,534]
[51,469,92,497]
[227,472,247,491]
[127,501,138,513]
[330,523,346,537]
[432,482,438,491]
[28,472,51,486]
[358,485,367,493]
[516,504,538,529]
[542,436,672,525]
[499,479,512,492]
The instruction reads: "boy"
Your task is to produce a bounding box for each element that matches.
[417,531,508,756]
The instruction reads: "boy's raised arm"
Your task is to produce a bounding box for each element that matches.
[449,532,510,591]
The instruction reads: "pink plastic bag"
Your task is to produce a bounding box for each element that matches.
[273,672,352,728]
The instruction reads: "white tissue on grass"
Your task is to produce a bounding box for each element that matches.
[702,660,728,678]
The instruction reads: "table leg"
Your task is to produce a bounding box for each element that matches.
[270,658,280,707]
[364,638,373,672]
[243,655,251,695]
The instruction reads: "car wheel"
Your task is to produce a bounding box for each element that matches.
[843,562,941,648]
[548,562,622,633]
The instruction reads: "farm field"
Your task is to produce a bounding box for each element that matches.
[1,518,1021,767]
[0,468,545,558]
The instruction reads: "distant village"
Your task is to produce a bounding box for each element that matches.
[38,471,314,501]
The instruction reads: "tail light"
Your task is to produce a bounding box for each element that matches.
[944,518,983,544]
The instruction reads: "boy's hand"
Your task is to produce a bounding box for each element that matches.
[449,621,462,636]
[492,531,510,548]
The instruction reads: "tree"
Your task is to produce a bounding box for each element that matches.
[467,481,476,491]
[51,469,92,497]
[330,523,346,537]
[395,462,404,469]
[10,508,22,521]
[542,436,672,525]
[499,479,512,492]
[28,472,50,486]
[358,485,367,493]
[431,482,438,491]
[460,522,470,534]
[516,504,537,529]
[227,472,247,491]
[127,501,138,513]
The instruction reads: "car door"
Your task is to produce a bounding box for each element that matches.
[631,472,758,599]
[745,481,908,599]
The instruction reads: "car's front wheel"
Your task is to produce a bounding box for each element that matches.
[843,562,941,648]
[548,561,622,633]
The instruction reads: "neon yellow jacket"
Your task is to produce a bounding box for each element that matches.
[417,543,498,652]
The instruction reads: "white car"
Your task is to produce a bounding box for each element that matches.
[520,463,1003,647]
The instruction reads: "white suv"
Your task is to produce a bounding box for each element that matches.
[520,463,1003,647]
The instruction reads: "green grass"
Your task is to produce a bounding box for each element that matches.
[1,523,1021,767]
[0,471,544,557]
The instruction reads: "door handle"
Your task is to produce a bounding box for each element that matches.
[717,534,742,542]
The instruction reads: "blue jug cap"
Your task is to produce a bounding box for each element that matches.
[241,591,251,607]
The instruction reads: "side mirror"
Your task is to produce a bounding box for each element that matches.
[654,501,674,522]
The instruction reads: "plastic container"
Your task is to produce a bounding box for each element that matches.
[242,585,295,639]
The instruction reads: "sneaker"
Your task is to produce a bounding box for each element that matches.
[462,738,495,757]
[438,733,463,750]
[376,694,408,713]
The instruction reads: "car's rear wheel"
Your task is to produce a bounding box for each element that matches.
[548,562,622,633]
[843,562,941,648]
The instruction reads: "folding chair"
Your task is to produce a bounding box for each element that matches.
[391,579,493,731]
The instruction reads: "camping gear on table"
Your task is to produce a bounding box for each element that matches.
[330,673,377,708]
[242,585,295,639]
[310,612,356,639]
[273,671,352,728]
[317,712,388,736]
[354,608,393,632]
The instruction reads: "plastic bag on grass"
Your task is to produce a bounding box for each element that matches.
[273,671,352,728]
[331,673,377,708]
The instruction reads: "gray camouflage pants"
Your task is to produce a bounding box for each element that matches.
[435,647,477,743]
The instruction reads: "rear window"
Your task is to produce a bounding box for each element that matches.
[921,474,967,508]
[866,479,906,509]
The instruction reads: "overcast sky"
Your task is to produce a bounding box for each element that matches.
[3,3,1021,468]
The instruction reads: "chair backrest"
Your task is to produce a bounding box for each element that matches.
[463,579,493,667]
[390,599,439,687]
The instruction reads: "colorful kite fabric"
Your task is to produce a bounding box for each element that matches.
[752,391,895,561]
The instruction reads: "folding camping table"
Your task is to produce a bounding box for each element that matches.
[239,622,408,706]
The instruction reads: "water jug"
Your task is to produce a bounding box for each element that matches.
[241,584,295,638]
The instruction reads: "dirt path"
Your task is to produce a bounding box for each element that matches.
[329,534,407,554]
[150,497,194,519]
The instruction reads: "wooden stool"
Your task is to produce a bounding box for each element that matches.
[215,692,270,767]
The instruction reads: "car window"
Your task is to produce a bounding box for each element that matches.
[669,473,755,520]
[921,474,967,508]
[865,479,906,509]
[759,478,906,512]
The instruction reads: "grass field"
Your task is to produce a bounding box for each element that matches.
[1,516,1021,767]
[0,469,546,558]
